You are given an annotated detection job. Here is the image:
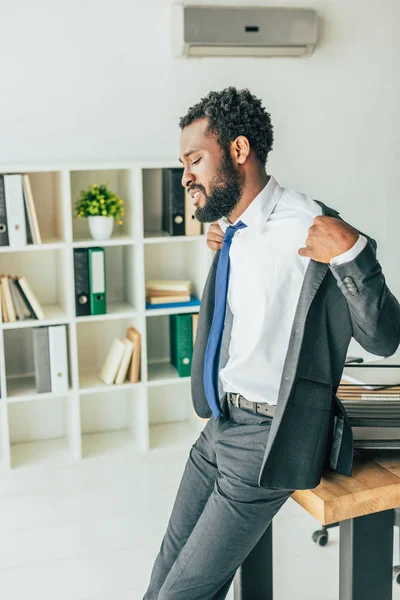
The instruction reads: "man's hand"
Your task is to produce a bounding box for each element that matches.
[298,216,359,264]
[206,222,224,251]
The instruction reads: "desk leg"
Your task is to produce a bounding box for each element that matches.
[234,521,273,600]
[339,509,394,600]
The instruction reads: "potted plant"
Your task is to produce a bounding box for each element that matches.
[74,183,125,241]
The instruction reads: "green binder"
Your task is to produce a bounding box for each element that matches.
[170,314,193,377]
[88,247,107,315]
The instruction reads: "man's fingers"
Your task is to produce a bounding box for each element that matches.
[207,240,223,251]
[298,247,312,257]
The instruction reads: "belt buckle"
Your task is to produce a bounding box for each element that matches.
[229,392,240,408]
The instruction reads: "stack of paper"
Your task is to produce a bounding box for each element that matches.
[339,356,400,449]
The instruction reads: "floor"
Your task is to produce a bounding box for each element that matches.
[0,441,400,600]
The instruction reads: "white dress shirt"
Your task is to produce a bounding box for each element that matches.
[217,176,367,405]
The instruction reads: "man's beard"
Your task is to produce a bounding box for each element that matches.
[191,152,244,223]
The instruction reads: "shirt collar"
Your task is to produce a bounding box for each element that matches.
[218,175,280,234]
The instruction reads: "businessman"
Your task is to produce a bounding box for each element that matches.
[143,87,400,600]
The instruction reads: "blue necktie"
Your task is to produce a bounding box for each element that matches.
[203,220,247,419]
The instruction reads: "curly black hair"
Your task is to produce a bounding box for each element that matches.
[179,87,274,166]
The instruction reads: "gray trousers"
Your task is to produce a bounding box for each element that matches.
[143,394,295,600]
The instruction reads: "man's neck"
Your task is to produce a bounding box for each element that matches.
[227,172,270,224]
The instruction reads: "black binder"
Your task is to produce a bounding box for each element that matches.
[162,168,185,236]
[0,175,9,246]
[73,248,91,316]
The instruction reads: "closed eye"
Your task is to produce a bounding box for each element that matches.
[192,158,201,165]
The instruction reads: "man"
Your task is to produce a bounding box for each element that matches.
[144,87,400,600]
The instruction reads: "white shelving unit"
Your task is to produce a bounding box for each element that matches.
[0,161,212,473]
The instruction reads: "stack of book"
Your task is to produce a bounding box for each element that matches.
[338,355,400,450]
[33,325,69,393]
[74,248,106,316]
[0,174,42,247]
[162,168,202,237]
[0,274,45,322]
[170,313,199,377]
[146,280,200,309]
[100,326,141,385]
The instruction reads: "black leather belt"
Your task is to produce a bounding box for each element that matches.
[226,392,276,417]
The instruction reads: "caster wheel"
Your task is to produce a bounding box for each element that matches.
[312,530,328,546]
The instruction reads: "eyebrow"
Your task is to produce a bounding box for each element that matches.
[178,149,200,164]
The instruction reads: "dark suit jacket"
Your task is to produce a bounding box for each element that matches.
[190,201,400,490]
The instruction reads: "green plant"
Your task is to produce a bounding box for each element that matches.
[74,183,124,224]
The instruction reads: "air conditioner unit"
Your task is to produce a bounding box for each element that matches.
[172,5,318,58]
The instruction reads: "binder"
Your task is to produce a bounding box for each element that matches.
[88,248,106,315]
[48,325,69,394]
[3,175,27,248]
[73,249,90,316]
[33,326,51,393]
[0,175,9,246]
[184,187,202,236]
[162,168,185,236]
[170,313,193,377]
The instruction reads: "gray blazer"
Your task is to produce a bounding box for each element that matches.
[190,201,400,490]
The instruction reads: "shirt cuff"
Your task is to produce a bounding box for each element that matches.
[329,234,368,267]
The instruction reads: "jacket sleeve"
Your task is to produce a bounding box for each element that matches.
[329,237,400,356]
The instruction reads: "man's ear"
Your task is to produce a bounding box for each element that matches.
[232,135,250,165]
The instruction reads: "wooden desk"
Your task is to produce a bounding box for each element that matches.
[235,451,400,600]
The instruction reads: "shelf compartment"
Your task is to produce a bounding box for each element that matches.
[146,313,197,384]
[0,248,70,323]
[144,238,208,304]
[80,387,147,458]
[148,382,203,451]
[70,169,135,241]
[3,326,73,400]
[7,395,76,469]
[142,167,205,239]
[72,244,138,319]
[76,317,144,390]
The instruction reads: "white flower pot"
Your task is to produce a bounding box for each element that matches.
[88,216,114,241]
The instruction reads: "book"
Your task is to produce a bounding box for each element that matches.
[192,313,199,346]
[146,296,201,310]
[1,281,8,323]
[16,275,45,320]
[22,174,42,244]
[8,277,29,320]
[147,294,191,305]
[146,280,192,293]
[33,327,51,393]
[3,175,27,248]
[0,276,16,322]
[126,326,141,383]
[115,338,134,385]
[100,338,126,385]
[170,313,193,377]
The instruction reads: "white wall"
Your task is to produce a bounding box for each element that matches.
[1,0,399,295]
